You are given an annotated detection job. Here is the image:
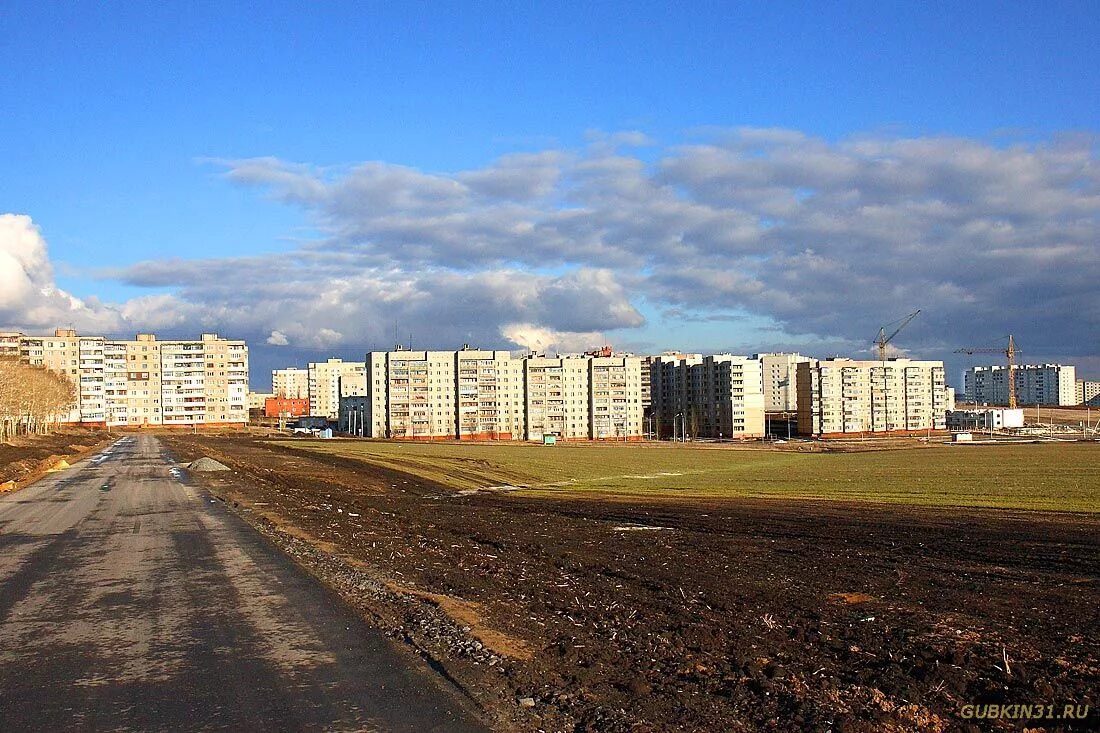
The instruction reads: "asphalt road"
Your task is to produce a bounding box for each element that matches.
[0,435,488,732]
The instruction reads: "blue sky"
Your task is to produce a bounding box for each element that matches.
[2,2,1098,384]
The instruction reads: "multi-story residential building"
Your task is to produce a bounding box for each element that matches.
[753,352,813,413]
[1075,380,1100,407]
[964,364,1077,406]
[523,356,591,441]
[0,332,23,359]
[248,392,274,411]
[588,355,644,439]
[272,367,310,400]
[650,354,765,439]
[455,347,525,440]
[365,350,456,439]
[11,329,248,427]
[797,358,947,437]
[649,354,703,439]
[356,348,646,441]
[307,359,366,419]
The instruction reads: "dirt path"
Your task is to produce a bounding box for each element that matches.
[165,436,1100,732]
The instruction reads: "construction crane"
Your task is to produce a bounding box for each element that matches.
[874,310,921,362]
[955,335,1020,409]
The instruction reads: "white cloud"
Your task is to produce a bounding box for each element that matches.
[0,214,122,333]
[266,330,289,346]
[500,323,606,353]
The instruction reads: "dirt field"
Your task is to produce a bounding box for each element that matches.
[0,429,108,486]
[164,436,1099,732]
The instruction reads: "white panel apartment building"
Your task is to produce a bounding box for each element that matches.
[272,367,310,399]
[307,358,366,419]
[15,329,247,426]
[365,350,457,439]
[455,348,525,439]
[650,354,766,439]
[359,348,644,440]
[524,356,592,440]
[964,364,1077,406]
[797,358,947,436]
[1077,380,1100,407]
[588,355,644,440]
[754,352,813,413]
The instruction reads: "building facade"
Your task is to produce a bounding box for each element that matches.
[1076,380,1100,407]
[307,359,366,419]
[13,329,248,426]
[797,358,947,437]
[964,364,1077,406]
[946,408,1025,431]
[272,367,310,400]
[650,354,765,439]
[753,352,813,413]
[355,348,644,440]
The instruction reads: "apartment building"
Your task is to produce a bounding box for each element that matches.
[964,364,1077,406]
[455,347,524,440]
[523,356,592,441]
[365,350,456,438]
[272,367,310,400]
[753,352,812,413]
[355,348,646,441]
[1075,380,1100,407]
[307,359,366,419]
[11,329,248,426]
[0,332,23,359]
[797,358,947,437]
[650,354,765,439]
[588,355,644,439]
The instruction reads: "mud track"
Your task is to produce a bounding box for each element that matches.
[164,436,1099,732]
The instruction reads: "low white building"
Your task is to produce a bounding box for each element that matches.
[946,408,1025,431]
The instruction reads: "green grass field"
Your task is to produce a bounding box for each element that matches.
[281,440,1100,513]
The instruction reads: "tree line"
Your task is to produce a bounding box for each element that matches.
[0,358,78,442]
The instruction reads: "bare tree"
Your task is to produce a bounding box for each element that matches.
[0,358,77,442]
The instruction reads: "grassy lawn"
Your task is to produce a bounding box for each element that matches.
[279,440,1100,513]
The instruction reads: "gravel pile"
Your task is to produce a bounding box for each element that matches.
[188,457,231,472]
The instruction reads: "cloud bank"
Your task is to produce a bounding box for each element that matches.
[3,128,1098,364]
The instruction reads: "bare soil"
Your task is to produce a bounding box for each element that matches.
[163,435,1099,732]
[0,429,108,487]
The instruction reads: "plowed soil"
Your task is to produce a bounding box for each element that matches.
[163,436,1099,732]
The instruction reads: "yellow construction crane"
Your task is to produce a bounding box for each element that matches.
[955,335,1020,409]
[874,310,921,361]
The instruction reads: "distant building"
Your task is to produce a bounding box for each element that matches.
[359,348,644,441]
[0,332,23,359]
[265,397,309,419]
[338,395,370,435]
[524,355,593,441]
[272,367,310,400]
[248,392,274,411]
[964,364,1077,406]
[14,328,247,426]
[366,349,457,439]
[946,408,1025,431]
[1076,380,1100,407]
[650,354,765,439]
[308,358,366,419]
[454,347,525,440]
[753,352,813,413]
[797,358,947,437]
